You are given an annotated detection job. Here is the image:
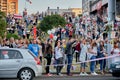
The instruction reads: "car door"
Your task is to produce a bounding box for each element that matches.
[0,49,23,77]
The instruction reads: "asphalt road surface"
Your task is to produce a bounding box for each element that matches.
[1,74,120,80]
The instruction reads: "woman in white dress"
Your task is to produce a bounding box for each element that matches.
[79,39,88,76]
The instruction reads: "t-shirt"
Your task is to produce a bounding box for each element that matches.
[87,46,97,59]
[55,46,63,59]
[28,44,40,57]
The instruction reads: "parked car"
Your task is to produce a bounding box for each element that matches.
[0,48,42,80]
[110,61,120,77]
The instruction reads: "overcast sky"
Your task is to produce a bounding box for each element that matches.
[18,0,82,14]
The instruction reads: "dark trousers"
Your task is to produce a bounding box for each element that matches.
[76,52,79,62]
[67,54,73,75]
[46,58,51,74]
[99,59,106,71]
[40,56,42,63]
[56,57,63,75]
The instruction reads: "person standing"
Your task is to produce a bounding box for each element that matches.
[79,39,88,76]
[111,42,120,63]
[9,37,17,48]
[28,39,40,58]
[45,39,53,76]
[75,40,81,62]
[97,41,107,74]
[37,39,43,62]
[65,37,76,76]
[0,37,2,47]
[55,41,64,76]
[88,41,98,75]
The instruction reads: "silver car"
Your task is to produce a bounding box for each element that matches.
[0,48,42,80]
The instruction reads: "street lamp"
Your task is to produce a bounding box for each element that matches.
[107,0,116,69]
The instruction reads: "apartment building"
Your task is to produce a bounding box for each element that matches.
[0,0,18,14]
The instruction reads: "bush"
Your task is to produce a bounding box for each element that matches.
[6,33,19,39]
[38,14,66,32]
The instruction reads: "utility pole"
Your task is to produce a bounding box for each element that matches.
[108,0,116,22]
[107,0,116,69]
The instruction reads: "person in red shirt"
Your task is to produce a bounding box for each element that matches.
[75,40,81,62]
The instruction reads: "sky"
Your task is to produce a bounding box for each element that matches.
[18,0,82,14]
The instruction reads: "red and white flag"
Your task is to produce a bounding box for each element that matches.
[14,14,22,19]
[26,0,32,4]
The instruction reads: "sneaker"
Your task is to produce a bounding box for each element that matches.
[58,73,63,76]
[47,73,53,76]
[84,72,88,75]
[79,72,84,76]
[100,71,104,75]
[91,72,98,75]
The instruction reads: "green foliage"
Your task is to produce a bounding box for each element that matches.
[78,14,82,17]
[38,14,66,32]
[0,11,6,19]
[0,11,6,38]
[6,33,19,39]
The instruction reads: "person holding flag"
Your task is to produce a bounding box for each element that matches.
[26,0,32,4]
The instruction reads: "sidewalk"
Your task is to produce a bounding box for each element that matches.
[41,73,112,77]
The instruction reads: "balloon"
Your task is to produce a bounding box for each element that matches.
[53,36,57,40]
[51,29,55,33]
[47,30,52,34]
[49,34,54,39]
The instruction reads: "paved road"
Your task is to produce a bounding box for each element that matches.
[1,74,120,80]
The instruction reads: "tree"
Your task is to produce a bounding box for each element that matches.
[6,33,19,39]
[78,14,82,17]
[0,11,6,38]
[38,14,66,32]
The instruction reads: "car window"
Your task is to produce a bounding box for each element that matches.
[0,50,23,59]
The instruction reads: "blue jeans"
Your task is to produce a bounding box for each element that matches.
[99,59,106,71]
[67,54,73,75]
[90,56,96,73]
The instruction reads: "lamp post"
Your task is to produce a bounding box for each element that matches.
[107,0,116,69]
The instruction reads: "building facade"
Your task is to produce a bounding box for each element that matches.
[90,0,120,22]
[47,7,82,17]
[0,0,18,15]
[70,8,82,16]
[82,0,91,16]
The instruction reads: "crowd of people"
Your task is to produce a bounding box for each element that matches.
[0,11,120,76]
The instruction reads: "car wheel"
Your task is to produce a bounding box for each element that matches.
[18,68,34,80]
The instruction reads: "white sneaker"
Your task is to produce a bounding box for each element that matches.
[91,72,98,75]
[79,72,84,76]
[84,72,88,75]
[58,73,63,76]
